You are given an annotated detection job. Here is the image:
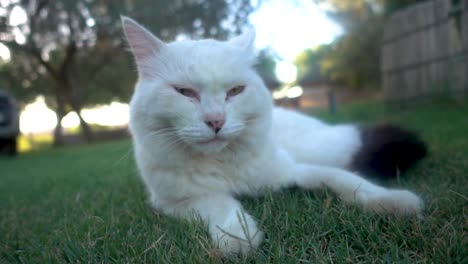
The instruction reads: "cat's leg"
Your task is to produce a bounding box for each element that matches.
[291,163,423,215]
[163,193,263,255]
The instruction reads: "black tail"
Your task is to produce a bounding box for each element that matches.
[351,124,427,179]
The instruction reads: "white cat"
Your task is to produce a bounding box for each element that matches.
[121,16,424,255]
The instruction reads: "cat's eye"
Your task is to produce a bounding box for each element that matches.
[173,86,199,100]
[227,85,245,99]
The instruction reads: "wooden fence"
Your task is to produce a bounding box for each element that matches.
[381,0,468,103]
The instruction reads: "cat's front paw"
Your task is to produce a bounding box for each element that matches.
[363,189,424,216]
[211,213,263,255]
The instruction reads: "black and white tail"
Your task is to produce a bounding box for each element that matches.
[351,124,427,179]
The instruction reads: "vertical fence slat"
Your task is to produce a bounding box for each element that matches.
[382,0,468,103]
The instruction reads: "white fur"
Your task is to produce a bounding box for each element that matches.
[122,17,424,255]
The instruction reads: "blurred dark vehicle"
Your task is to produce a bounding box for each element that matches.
[0,90,19,155]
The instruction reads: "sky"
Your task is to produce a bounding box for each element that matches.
[2,0,343,133]
[249,0,342,61]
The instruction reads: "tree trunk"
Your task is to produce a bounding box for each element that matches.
[53,96,66,146]
[59,75,94,143]
[53,115,64,146]
[78,111,93,142]
[71,103,94,142]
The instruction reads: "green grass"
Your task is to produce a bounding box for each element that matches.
[1,100,467,263]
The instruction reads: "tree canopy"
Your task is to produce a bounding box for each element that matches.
[295,0,428,90]
[255,48,280,89]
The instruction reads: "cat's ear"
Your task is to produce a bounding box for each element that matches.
[228,28,256,52]
[121,16,164,76]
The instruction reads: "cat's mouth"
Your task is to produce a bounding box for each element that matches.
[192,136,230,154]
[197,137,226,145]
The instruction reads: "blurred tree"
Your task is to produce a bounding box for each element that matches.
[255,48,280,89]
[295,45,332,86]
[305,0,384,90]
[302,0,427,90]
[0,0,254,145]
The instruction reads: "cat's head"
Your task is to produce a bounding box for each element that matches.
[122,16,272,155]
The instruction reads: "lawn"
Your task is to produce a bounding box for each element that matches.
[1,100,467,263]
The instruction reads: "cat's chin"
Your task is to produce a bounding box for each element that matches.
[190,138,230,155]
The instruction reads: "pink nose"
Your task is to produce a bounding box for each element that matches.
[205,118,225,133]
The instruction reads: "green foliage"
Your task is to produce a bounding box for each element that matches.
[296,0,384,90]
[255,48,280,89]
[298,0,429,90]
[1,101,467,262]
[295,45,332,85]
[324,14,384,90]
[294,13,383,91]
